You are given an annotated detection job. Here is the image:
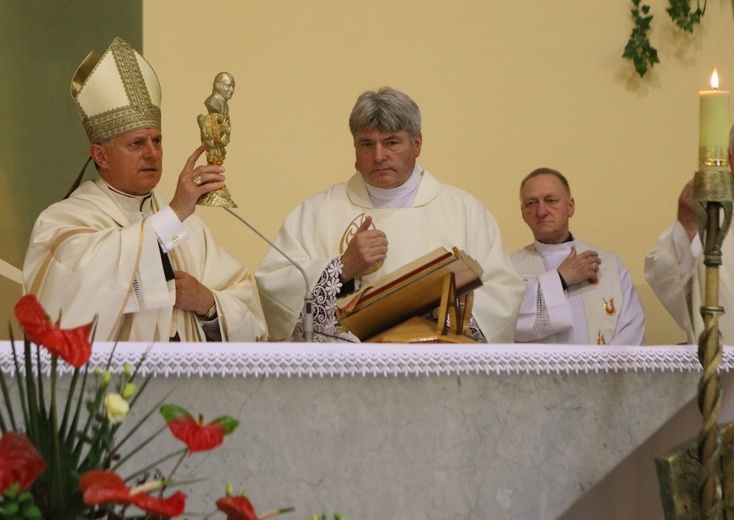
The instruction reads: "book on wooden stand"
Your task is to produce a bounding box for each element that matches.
[335,247,483,343]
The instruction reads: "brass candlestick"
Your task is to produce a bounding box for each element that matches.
[196,72,237,208]
[694,165,732,518]
[657,160,734,519]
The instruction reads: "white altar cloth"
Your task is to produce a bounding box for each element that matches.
[0,342,726,377]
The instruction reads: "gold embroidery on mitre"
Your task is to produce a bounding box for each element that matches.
[340,213,384,275]
[603,297,616,316]
[597,332,606,345]
[71,37,162,144]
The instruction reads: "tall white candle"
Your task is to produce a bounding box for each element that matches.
[699,69,730,167]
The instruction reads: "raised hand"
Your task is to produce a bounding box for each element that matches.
[169,145,226,222]
[340,216,388,282]
[557,246,601,286]
[676,179,698,242]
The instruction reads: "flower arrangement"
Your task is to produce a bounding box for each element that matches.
[0,295,339,520]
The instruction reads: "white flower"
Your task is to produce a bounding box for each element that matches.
[104,393,129,424]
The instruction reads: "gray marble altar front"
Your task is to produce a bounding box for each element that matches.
[0,343,719,519]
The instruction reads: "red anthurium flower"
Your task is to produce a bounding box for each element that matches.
[216,495,294,520]
[0,431,47,492]
[42,323,93,368]
[14,294,93,368]
[216,495,257,520]
[161,404,239,452]
[14,295,52,345]
[160,404,239,452]
[79,470,186,517]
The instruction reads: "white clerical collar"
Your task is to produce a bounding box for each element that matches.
[365,163,423,209]
[100,179,152,213]
[534,234,576,255]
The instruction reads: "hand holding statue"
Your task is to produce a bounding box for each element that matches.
[169,146,226,221]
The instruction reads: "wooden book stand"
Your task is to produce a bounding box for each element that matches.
[366,272,476,343]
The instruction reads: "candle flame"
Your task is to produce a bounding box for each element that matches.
[711,69,719,90]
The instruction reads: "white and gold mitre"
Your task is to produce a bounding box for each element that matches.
[70,37,161,144]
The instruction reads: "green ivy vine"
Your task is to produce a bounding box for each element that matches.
[623,0,707,77]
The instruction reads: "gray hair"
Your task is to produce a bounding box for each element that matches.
[349,87,421,141]
[520,167,571,198]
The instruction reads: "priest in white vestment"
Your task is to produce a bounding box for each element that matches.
[255,87,524,342]
[22,37,267,343]
[511,168,645,345]
[645,126,734,344]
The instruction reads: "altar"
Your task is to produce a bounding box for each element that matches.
[1,342,729,520]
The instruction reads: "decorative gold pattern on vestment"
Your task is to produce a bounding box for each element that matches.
[340,213,384,275]
[603,297,615,316]
[596,331,606,345]
[109,219,147,341]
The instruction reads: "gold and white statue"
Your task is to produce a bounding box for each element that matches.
[196,72,237,207]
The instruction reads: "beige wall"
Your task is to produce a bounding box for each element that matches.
[148,2,725,344]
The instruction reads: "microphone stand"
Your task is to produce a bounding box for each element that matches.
[224,207,313,342]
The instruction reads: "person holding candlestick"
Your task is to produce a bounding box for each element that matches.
[644,125,734,344]
[645,71,731,344]
[511,168,645,345]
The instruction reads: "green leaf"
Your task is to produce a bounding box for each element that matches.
[120,445,187,481]
[3,482,20,498]
[111,390,173,467]
[638,14,653,31]
[0,326,20,433]
[666,0,706,32]
[10,340,30,434]
[58,368,81,436]
[622,0,659,78]
[214,415,240,435]
[20,501,42,519]
[160,404,191,423]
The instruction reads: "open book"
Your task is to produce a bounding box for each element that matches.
[336,247,483,340]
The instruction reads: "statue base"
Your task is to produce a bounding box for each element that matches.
[197,185,237,208]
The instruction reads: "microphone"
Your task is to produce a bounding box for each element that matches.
[224,207,313,342]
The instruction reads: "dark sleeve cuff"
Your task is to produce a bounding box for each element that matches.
[338,278,355,296]
[557,271,568,291]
